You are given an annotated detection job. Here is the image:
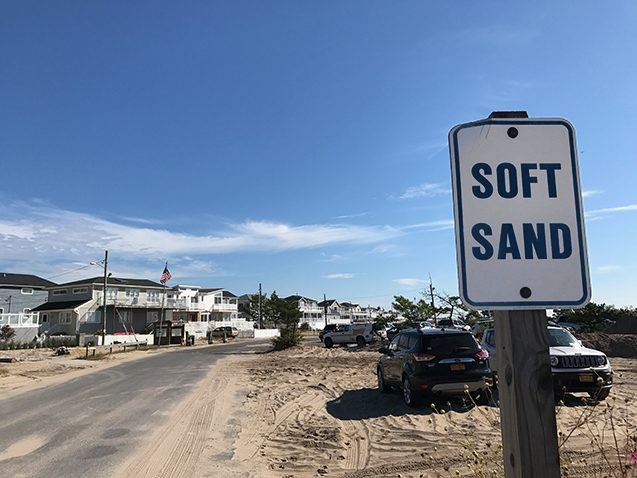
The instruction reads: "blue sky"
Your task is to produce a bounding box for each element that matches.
[1,2,636,308]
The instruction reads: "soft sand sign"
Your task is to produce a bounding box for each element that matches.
[449,115,590,309]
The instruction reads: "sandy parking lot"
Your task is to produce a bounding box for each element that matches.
[3,341,636,477]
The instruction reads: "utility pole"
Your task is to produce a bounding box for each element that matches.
[258,283,262,329]
[102,250,108,346]
[323,293,328,327]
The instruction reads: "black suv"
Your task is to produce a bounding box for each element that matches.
[377,328,491,407]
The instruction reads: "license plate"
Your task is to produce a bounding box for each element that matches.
[450,363,465,371]
[579,374,594,383]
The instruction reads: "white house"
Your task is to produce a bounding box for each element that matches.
[168,286,253,338]
[32,276,168,337]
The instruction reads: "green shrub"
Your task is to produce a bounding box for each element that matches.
[298,322,310,332]
[271,328,303,351]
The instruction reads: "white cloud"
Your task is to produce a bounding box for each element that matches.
[582,190,603,198]
[586,204,637,219]
[369,244,395,254]
[398,183,451,200]
[403,220,454,232]
[322,273,354,280]
[334,212,368,220]
[393,278,427,287]
[0,202,402,281]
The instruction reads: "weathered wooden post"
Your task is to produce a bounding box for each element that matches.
[449,111,591,477]
[494,309,559,476]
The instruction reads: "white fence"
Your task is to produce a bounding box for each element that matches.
[253,329,280,338]
[103,333,154,346]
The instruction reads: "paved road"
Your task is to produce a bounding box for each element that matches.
[0,340,270,478]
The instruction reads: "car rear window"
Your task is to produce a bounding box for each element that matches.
[422,334,479,355]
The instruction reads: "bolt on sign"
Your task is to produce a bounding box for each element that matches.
[448,114,590,310]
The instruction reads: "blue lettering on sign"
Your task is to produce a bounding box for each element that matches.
[470,162,562,199]
[471,223,572,261]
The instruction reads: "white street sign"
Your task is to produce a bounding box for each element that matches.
[449,117,590,310]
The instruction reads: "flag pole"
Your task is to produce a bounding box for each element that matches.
[158,262,168,347]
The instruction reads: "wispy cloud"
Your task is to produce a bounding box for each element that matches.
[0,202,403,281]
[369,244,395,254]
[393,278,427,287]
[596,265,621,274]
[397,183,451,200]
[334,212,368,220]
[403,220,454,232]
[582,190,603,198]
[322,273,354,280]
[586,204,637,219]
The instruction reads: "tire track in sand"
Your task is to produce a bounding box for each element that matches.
[116,357,244,478]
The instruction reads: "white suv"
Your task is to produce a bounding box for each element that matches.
[481,326,613,400]
[323,323,375,348]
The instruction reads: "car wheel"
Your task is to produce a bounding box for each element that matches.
[589,388,610,401]
[403,376,420,408]
[324,337,334,349]
[356,336,366,347]
[377,368,390,393]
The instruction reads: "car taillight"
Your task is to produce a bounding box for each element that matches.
[411,352,436,362]
[474,348,489,360]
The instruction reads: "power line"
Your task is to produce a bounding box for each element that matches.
[45,260,104,281]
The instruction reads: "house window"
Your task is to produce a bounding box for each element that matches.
[201,314,208,322]
[125,289,140,298]
[73,287,88,294]
[23,308,31,314]
[106,288,118,300]
[0,307,4,314]
[62,312,72,324]
[21,288,33,294]
[52,289,68,296]
[147,311,159,323]
[215,297,221,304]
[147,291,160,302]
[41,313,48,323]
[85,311,101,323]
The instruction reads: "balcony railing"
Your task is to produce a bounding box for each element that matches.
[0,313,40,327]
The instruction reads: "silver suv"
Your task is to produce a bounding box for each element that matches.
[481,326,613,400]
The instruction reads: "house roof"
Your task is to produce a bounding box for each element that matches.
[0,273,56,289]
[31,299,92,312]
[54,276,165,289]
[222,291,237,298]
[340,302,359,308]
[318,299,338,307]
[284,295,317,303]
[199,288,223,293]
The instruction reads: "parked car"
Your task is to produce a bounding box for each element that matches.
[323,323,375,348]
[376,328,491,407]
[319,324,342,342]
[481,326,613,400]
[209,326,239,339]
[436,318,471,332]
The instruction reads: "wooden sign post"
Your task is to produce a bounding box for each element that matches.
[494,310,560,477]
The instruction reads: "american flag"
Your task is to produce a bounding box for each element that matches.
[160,265,171,285]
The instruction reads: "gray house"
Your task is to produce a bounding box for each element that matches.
[0,273,56,341]
[32,276,172,336]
